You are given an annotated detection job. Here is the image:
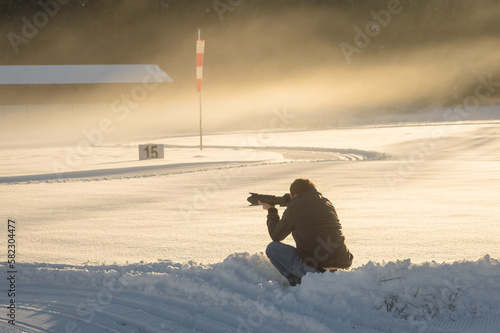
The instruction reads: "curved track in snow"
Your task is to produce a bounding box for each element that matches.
[0,145,388,184]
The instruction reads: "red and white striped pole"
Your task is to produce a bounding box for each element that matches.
[196,29,205,150]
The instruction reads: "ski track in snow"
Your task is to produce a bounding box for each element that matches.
[1,254,499,333]
[0,145,388,185]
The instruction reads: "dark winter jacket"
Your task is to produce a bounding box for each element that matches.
[266,189,353,270]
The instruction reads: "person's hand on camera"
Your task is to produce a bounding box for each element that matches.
[258,201,274,211]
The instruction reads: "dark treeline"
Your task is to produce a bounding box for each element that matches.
[1,0,498,64]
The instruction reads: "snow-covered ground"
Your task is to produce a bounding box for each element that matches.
[1,117,499,332]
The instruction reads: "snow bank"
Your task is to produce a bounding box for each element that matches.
[334,105,500,127]
[4,254,499,332]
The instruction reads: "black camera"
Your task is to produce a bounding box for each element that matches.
[247,192,291,207]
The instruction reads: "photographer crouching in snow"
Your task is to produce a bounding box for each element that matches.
[259,178,353,286]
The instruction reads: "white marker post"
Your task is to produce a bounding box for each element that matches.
[196,29,205,150]
[139,144,165,160]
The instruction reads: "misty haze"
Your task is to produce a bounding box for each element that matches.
[1,0,499,140]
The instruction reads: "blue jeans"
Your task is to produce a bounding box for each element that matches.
[266,241,318,286]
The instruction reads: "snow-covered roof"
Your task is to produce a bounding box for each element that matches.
[0,65,173,85]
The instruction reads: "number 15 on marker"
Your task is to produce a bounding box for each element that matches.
[139,144,164,160]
